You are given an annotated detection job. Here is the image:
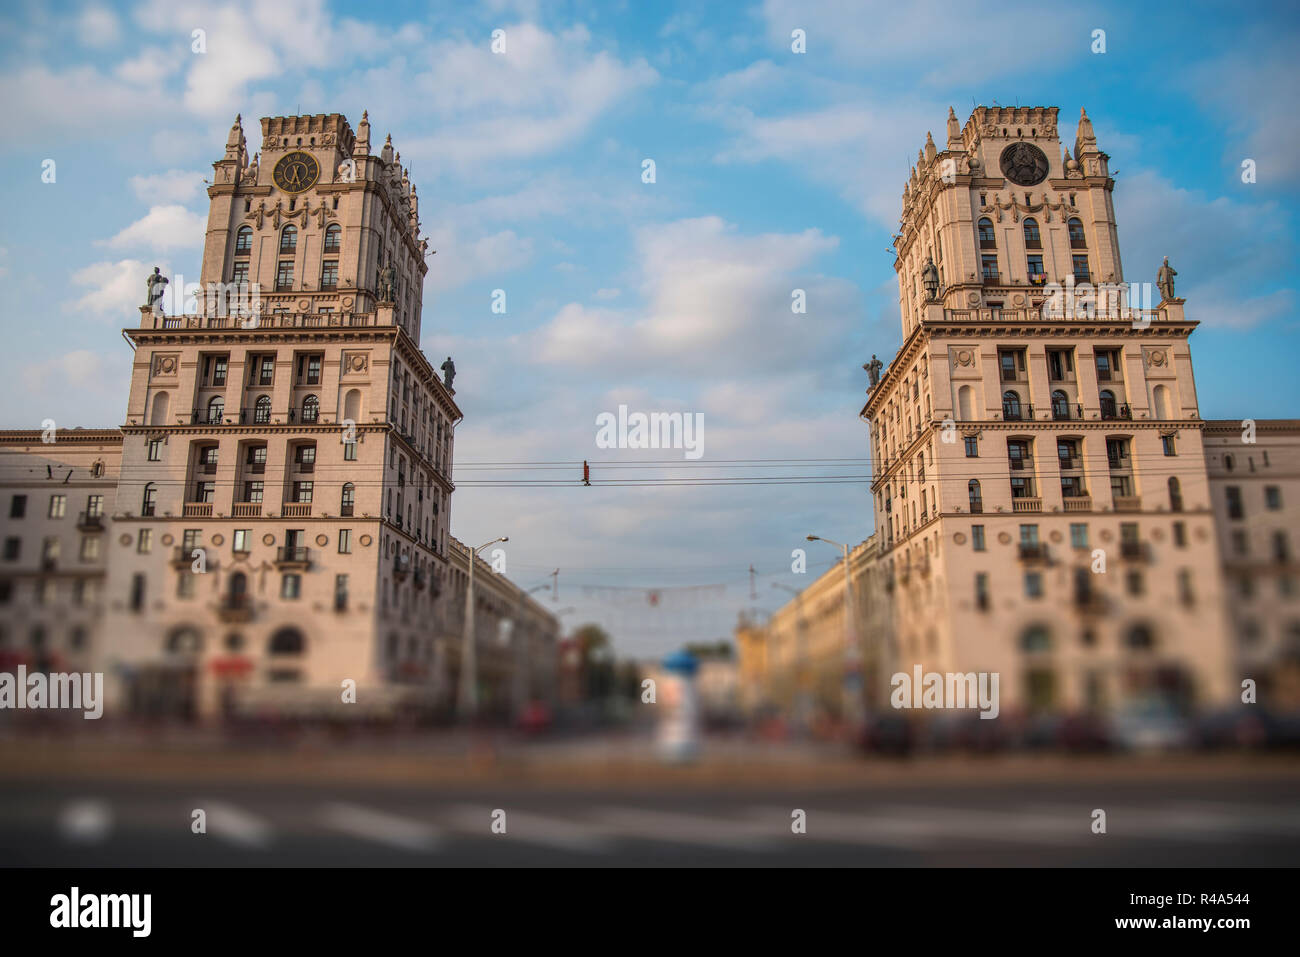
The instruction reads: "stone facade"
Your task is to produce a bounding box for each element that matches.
[0,113,558,721]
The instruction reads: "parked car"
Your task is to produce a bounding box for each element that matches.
[858,713,914,756]
[1110,700,1192,752]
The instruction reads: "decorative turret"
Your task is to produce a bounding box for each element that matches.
[924,131,937,164]
[1075,107,1097,158]
[354,109,371,156]
[381,134,394,164]
[946,106,962,150]
[224,114,245,162]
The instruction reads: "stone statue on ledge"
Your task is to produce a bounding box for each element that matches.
[440,356,456,389]
[1156,256,1177,301]
[379,263,396,302]
[144,266,168,313]
[864,354,883,387]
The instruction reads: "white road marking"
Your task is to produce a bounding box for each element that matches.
[445,806,610,853]
[746,807,944,848]
[319,802,440,852]
[57,800,112,844]
[593,807,774,851]
[201,801,272,848]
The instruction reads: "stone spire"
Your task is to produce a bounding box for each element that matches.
[354,109,371,156]
[381,133,394,164]
[946,106,962,150]
[224,114,246,162]
[924,131,937,164]
[1075,106,1097,157]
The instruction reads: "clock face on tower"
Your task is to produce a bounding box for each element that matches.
[999,143,1049,186]
[272,151,320,193]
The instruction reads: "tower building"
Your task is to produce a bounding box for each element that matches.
[101,113,463,717]
[860,106,1235,715]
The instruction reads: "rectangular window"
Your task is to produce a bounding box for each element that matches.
[231,261,249,285]
[1070,523,1088,549]
[1231,529,1248,555]
[1173,521,1187,548]
[320,261,339,290]
[281,574,301,599]
[975,572,989,610]
[297,445,316,466]
[276,261,294,291]
[86,494,104,517]
[1019,524,1040,546]
[1266,486,1282,510]
[1026,255,1045,282]
[80,536,100,561]
[1024,571,1043,598]
[3,537,19,560]
[981,255,999,281]
[1225,486,1244,520]
[1126,569,1144,596]
[137,528,152,553]
[243,481,264,503]
[1162,435,1177,456]
[1178,569,1194,606]
[233,529,251,553]
[293,481,313,504]
[1071,255,1090,282]
[182,529,201,551]
[148,438,163,461]
[964,435,978,458]
[971,525,985,551]
[335,574,348,611]
[257,355,275,385]
[343,441,357,462]
[130,573,145,612]
[338,528,352,554]
[49,494,66,518]
[10,495,26,518]
[177,573,196,599]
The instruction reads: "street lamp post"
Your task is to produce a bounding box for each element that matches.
[807,534,863,726]
[458,535,507,721]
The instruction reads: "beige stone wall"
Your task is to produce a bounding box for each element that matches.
[1204,420,1300,706]
[0,432,122,675]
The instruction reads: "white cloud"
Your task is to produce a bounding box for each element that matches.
[68,258,152,319]
[593,288,620,300]
[424,227,534,292]
[128,169,206,204]
[76,4,121,48]
[96,205,206,252]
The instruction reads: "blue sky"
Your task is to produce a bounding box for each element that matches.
[1,0,1297,655]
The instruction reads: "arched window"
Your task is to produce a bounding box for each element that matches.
[968,479,982,513]
[341,482,355,516]
[958,385,973,421]
[978,218,996,246]
[1225,453,1235,472]
[343,388,361,423]
[1067,218,1086,247]
[301,394,319,423]
[254,395,272,424]
[229,572,247,597]
[1051,389,1069,420]
[1020,625,1052,653]
[91,460,104,478]
[1002,390,1022,421]
[1023,217,1041,248]
[150,391,170,426]
[324,223,342,253]
[234,226,252,255]
[1153,384,1170,420]
[269,627,305,655]
[1125,624,1155,650]
[1168,477,1183,512]
[279,225,297,254]
[1099,389,1117,419]
[207,395,224,424]
[141,482,157,516]
[165,627,203,654]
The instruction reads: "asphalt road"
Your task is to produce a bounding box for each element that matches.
[2,774,1298,866]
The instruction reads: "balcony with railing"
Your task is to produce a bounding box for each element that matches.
[1018,542,1049,561]
[1120,540,1150,561]
[1100,402,1133,422]
[218,593,253,623]
[282,503,312,518]
[183,502,213,517]
[1113,495,1142,512]
[1012,497,1043,513]
[1062,496,1092,512]
[275,546,312,568]
[77,511,105,531]
[1009,454,1034,471]
[232,502,262,518]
